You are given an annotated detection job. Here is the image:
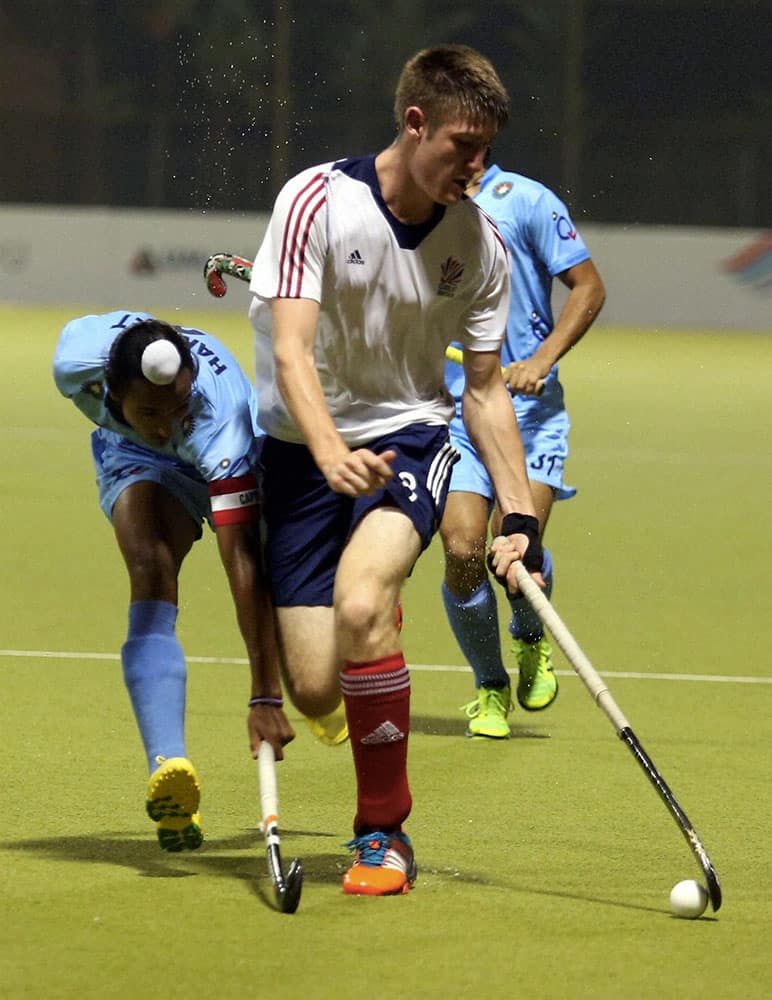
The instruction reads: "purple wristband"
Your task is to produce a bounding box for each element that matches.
[248,696,284,708]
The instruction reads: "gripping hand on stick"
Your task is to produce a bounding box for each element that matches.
[503,359,547,398]
[487,512,545,596]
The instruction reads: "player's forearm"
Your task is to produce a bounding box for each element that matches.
[542,290,603,364]
[215,523,283,699]
[463,387,536,517]
[533,262,606,371]
[271,298,350,473]
[274,352,350,473]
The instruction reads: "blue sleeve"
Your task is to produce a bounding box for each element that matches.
[53,311,153,418]
[526,189,591,278]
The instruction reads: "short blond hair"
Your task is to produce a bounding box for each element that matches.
[394,44,510,132]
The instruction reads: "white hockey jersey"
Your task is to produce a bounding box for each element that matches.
[249,154,510,446]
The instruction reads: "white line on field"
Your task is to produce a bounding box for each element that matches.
[413,664,772,684]
[0,648,770,685]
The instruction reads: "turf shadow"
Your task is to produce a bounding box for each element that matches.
[1,828,328,880]
[1,833,507,893]
[0,826,350,888]
[504,881,707,917]
[410,713,551,739]
[8,833,631,914]
[1,832,208,878]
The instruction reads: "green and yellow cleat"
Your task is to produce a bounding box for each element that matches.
[461,684,512,739]
[512,636,558,711]
[304,703,349,746]
[146,756,203,852]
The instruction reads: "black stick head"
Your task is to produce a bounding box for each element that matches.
[276,858,303,914]
[703,862,722,912]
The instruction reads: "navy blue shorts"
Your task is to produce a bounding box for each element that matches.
[262,424,458,607]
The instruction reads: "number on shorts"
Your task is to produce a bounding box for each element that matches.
[398,471,418,503]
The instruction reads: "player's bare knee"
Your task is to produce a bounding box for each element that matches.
[442,528,487,565]
[124,544,178,600]
[283,674,339,718]
[335,587,383,646]
[444,545,487,595]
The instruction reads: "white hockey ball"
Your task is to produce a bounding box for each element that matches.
[141,339,181,385]
[669,879,708,919]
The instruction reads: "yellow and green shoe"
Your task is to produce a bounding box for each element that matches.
[512,636,558,711]
[461,685,512,739]
[146,756,203,852]
[304,703,349,746]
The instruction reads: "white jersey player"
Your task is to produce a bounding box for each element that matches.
[247,43,545,898]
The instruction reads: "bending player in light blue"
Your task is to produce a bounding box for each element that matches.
[440,165,605,737]
[54,312,294,849]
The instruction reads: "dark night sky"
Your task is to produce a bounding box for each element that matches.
[0,0,769,224]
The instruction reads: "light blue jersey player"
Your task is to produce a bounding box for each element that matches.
[54,312,294,851]
[440,164,606,738]
[55,310,262,518]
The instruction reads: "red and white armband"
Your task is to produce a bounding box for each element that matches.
[208,474,259,527]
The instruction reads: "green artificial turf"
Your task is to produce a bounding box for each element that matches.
[1,304,770,998]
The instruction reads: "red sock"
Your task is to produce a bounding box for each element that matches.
[341,652,412,835]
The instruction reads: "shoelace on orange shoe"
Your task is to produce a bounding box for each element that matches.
[345,834,390,866]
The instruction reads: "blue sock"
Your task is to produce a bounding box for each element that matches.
[121,600,187,774]
[508,548,554,641]
[442,580,510,689]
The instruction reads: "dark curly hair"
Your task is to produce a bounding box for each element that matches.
[105,319,195,396]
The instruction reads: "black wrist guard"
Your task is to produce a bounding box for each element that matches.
[499,512,544,574]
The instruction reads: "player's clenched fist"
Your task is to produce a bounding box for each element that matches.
[504,360,546,397]
[325,448,396,497]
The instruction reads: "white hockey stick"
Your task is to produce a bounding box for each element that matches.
[257,742,303,914]
[512,560,722,912]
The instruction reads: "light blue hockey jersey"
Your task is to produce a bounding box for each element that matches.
[53,310,261,482]
[445,165,591,404]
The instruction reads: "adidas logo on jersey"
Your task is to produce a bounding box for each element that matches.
[361,720,405,745]
[346,249,365,265]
